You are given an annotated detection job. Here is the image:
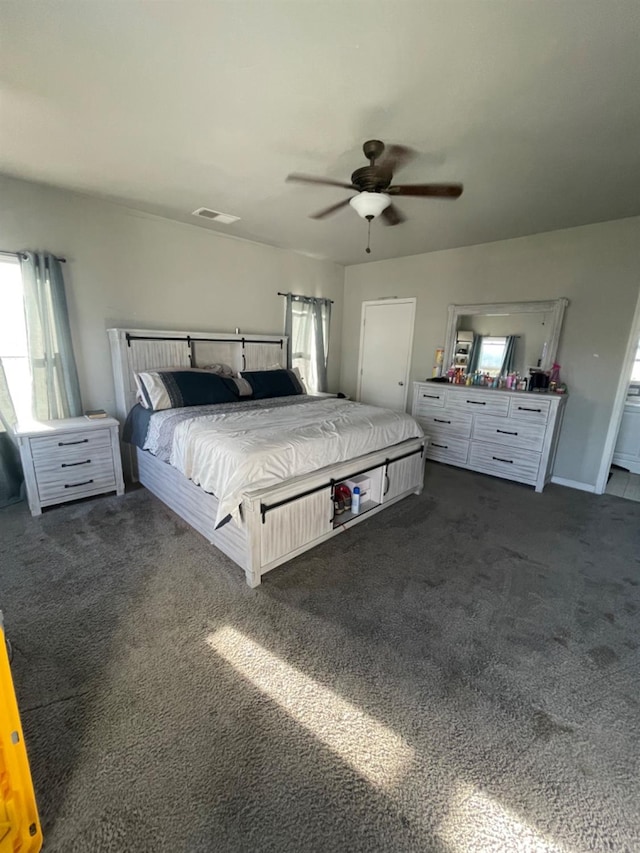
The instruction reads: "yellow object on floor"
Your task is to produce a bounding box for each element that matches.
[0,613,42,853]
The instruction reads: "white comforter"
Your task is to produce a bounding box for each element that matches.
[166,397,422,525]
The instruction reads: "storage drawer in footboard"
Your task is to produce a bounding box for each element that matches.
[260,488,332,566]
[383,450,425,503]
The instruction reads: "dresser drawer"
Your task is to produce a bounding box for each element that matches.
[30,427,113,464]
[469,441,540,483]
[508,396,551,424]
[445,390,510,417]
[425,436,469,465]
[413,386,447,411]
[473,415,546,452]
[36,448,117,503]
[417,407,473,440]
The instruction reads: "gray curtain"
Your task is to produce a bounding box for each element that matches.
[0,363,23,507]
[19,252,82,420]
[500,335,517,375]
[467,335,483,374]
[284,294,331,392]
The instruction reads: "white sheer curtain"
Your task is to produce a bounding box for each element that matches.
[284,294,331,393]
[0,251,82,506]
[19,252,82,420]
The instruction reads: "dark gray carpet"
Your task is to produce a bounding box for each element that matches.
[1,464,639,852]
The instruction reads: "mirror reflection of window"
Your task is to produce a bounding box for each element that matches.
[456,312,548,376]
[477,337,507,375]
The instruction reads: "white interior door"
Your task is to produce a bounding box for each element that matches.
[357,299,416,411]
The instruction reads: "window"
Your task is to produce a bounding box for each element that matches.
[477,336,507,376]
[1,252,81,424]
[631,341,640,383]
[286,296,331,393]
[0,256,31,423]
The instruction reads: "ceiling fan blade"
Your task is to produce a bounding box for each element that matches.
[380,203,406,226]
[377,144,417,174]
[310,197,352,219]
[388,183,463,198]
[287,173,356,190]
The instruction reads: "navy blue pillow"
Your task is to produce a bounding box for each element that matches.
[157,371,239,407]
[241,369,303,400]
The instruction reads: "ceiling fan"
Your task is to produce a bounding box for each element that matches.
[286,139,463,251]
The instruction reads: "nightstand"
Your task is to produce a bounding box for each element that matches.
[14,417,125,516]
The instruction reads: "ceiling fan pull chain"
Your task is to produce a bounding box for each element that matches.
[366,217,372,254]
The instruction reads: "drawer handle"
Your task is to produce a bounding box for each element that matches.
[467,400,486,405]
[517,406,542,413]
[422,394,441,399]
[383,473,390,496]
[58,438,89,446]
[496,429,518,436]
[61,459,91,468]
[64,479,94,488]
[432,443,448,449]
[433,418,451,424]
[492,456,513,464]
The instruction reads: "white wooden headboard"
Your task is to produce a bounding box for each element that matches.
[108,327,289,421]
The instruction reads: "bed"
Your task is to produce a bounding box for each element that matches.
[108,327,426,587]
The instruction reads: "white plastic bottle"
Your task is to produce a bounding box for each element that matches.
[352,486,361,514]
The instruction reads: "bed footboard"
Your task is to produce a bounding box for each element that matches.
[136,438,426,587]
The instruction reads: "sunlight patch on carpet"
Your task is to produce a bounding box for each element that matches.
[207,626,414,791]
[438,781,570,852]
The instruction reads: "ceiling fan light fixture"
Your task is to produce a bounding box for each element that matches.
[349,192,391,220]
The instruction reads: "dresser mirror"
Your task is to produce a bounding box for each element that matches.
[443,298,568,377]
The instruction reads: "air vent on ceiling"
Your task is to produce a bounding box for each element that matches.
[192,207,240,225]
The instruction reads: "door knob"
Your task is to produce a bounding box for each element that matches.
[398,381,404,386]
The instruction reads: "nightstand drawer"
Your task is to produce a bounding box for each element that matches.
[36,449,116,503]
[30,427,112,463]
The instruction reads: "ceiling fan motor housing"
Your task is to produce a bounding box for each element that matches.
[350,166,392,193]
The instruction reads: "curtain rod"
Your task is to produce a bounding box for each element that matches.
[0,249,66,263]
[277,291,334,304]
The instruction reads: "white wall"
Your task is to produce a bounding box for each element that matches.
[5,172,638,490]
[342,218,640,488]
[0,175,344,412]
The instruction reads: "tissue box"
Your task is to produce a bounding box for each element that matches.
[344,474,370,500]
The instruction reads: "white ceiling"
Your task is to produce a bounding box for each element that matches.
[1,1,639,266]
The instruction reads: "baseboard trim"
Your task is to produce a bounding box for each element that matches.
[550,476,596,493]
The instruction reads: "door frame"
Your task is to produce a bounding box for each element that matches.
[356,297,416,410]
[594,283,640,494]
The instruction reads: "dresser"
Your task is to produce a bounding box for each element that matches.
[412,382,566,492]
[15,417,125,516]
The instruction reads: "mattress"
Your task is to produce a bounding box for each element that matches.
[124,395,423,526]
